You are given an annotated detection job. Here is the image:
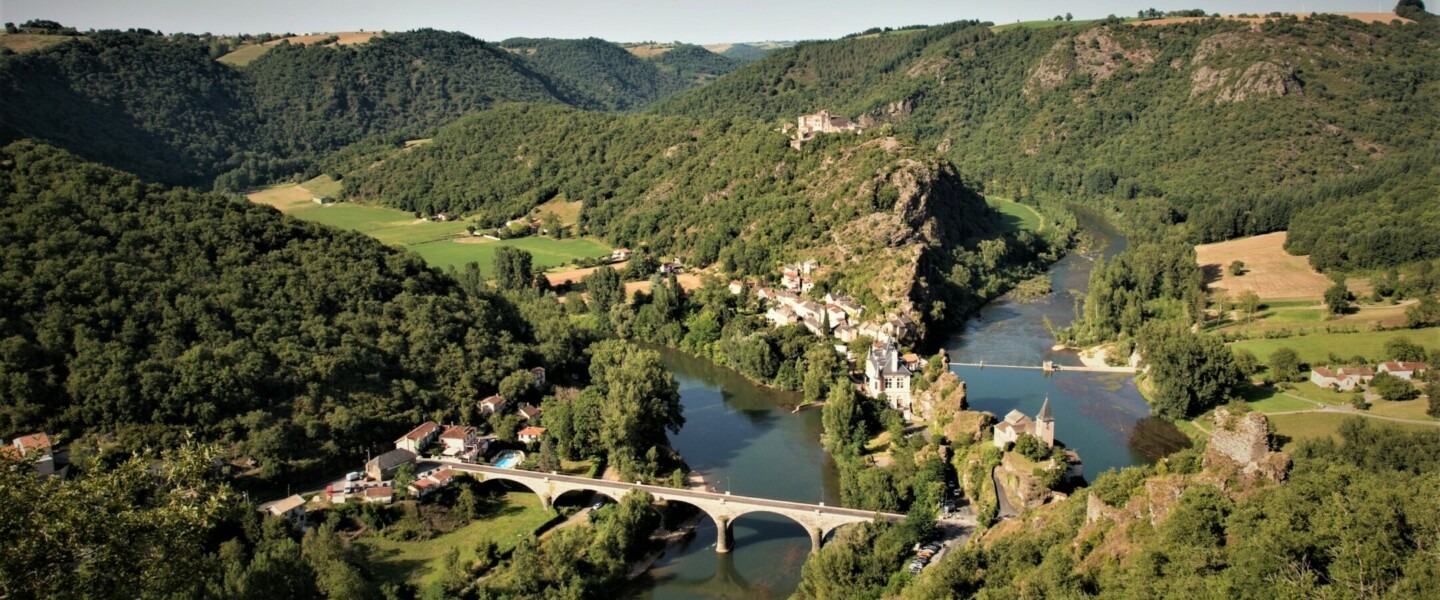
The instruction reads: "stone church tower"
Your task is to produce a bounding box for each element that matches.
[1034,397,1055,447]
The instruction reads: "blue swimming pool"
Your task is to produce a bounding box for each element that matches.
[492,450,524,469]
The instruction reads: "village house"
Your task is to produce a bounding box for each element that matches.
[824,304,848,326]
[364,485,394,504]
[365,448,417,481]
[531,366,547,388]
[260,494,308,523]
[803,316,825,337]
[797,301,824,321]
[517,403,544,421]
[826,294,863,319]
[479,395,507,416]
[7,433,57,477]
[612,247,632,262]
[1378,361,1428,380]
[408,468,459,499]
[993,399,1056,449]
[729,280,745,295]
[518,426,547,444]
[438,425,478,455]
[756,287,777,303]
[865,343,914,414]
[394,421,441,453]
[833,323,857,343]
[1310,367,1375,392]
[766,305,799,327]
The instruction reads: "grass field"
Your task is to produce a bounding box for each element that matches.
[1270,412,1433,448]
[357,492,550,588]
[531,197,584,227]
[991,19,1111,31]
[216,44,270,66]
[247,183,610,272]
[1229,327,1440,365]
[412,237,611,272]
[218,32,381,66]
[986,198,1042,233]
[0,33,78,53]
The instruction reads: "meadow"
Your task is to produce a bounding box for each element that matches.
[986,197,1043,233]
[247,183,611,273]
[1228,327,1440,365]
[357,492,552,588]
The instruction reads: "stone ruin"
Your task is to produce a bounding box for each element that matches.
[1202,406,1291,483]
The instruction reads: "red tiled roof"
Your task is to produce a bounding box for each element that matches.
[399,421,440,441]
[1382,361,1427,372]
[13,433,53,453]
[365,486,393,497]
[1312,367,1336,378]
[440,425,472,440]
[518,426,547,437]
[481,395,506,406]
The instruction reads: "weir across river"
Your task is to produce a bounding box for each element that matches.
[948,361,1137,374]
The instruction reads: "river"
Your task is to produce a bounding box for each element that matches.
[630,206,1187,599]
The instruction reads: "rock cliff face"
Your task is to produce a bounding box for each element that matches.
[1025,29,1156,96]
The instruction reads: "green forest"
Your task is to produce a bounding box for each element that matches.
[652,14,1440,271]
[497,38,739,111]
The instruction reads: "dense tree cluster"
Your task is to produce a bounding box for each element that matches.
[496,38,737,111]
[0,141,543,481]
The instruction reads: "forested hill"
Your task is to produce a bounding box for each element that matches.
[497,38,739,110]
[0,29,576,189]
[0,140,562,480]
[651,14,1440,268]
[328,103,1059,327]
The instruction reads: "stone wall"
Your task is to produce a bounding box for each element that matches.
[1203,406,1291,483]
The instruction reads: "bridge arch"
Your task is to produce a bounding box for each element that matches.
[724,509,827,555]
[469,471,555,510]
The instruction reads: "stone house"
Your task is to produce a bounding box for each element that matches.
[261,494,308,523]
[796,110,864,138]
[518,427,547,444]
[438,425,477,454]
[364,485,394,504]
[992,398,1055,449]
[1310,367,1374,391]
[479,395,507,416]
[365,449,417,481]
[729,280,745,295]
[8,432,56,477]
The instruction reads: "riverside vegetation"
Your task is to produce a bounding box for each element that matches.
[5,5,1440,598]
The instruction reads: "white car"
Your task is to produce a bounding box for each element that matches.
[345,471,363,482]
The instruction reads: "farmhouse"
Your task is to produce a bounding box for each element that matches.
[1377,361,1427,380]
[612,247,632,262]
[865,343,914,413]
[364,485,395,504]
[992,399,1056,450]
[517,403,544,421]
[729,280,745,295]
[394,421,441,453]
[1310,367,1374,392]
[767,305,799,327]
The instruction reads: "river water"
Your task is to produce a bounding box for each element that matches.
[631,207,1187,599]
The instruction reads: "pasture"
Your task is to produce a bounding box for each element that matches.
[1228,327,1440,366]
[218,31,381,66]
[1269,412,1433,448]
[247,183,610,272]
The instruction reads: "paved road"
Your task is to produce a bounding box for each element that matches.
[990,466,1018,520]
[430,460,910,522]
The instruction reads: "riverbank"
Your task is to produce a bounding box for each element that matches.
[628,511,705,580]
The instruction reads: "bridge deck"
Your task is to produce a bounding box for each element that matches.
[441,462,904,521]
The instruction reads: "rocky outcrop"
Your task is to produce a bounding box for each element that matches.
[1216,61,1301,103]
[1203,406,1291,483]
[1025,29,1156,96]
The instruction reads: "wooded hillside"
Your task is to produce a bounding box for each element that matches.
[0,141,545,479]
[653,14,1440,269]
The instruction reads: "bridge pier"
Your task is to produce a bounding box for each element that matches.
[538,493,551,512]
[715,517,732,554]
[808,527,823,554]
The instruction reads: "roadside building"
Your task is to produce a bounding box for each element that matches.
[394,421,440,453]
[7,433,56,477]
[517,403,544,422]
[261,494,308,524]
[365,449,417,481]
[364,485,395,504]
[438,425,478,454]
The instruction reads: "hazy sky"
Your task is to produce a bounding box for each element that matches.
[0,1,1403,43]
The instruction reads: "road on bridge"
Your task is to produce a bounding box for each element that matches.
[426,460,906,522]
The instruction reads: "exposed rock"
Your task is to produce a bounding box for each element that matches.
[1215,61,1301,103]
[1203,406,1291,483]
[1189,65,1232,97]
[1025,29,1156,96]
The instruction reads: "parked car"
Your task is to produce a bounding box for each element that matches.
[345,471,363,482]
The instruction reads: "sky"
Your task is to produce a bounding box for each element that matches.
[0,1,1403,44]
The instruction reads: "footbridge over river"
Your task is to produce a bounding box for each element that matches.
[435,461,909,554]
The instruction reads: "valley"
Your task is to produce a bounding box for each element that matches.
[3,5,1440,600]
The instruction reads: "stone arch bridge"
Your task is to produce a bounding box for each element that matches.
[434,461,905,554]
